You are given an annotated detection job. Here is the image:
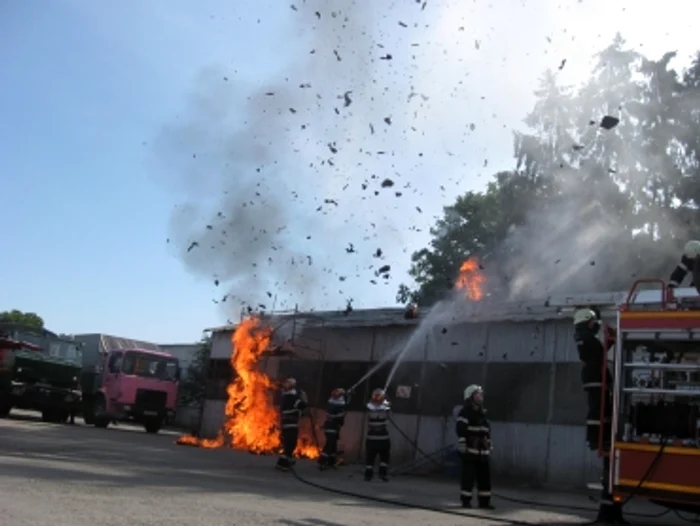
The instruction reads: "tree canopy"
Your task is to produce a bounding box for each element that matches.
[178,336,212,406]
[399,35,700,305]
[0,310,45,330]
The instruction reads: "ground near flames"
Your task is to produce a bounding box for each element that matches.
[176,317,319,459]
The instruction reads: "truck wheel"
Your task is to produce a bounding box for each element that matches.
[144,418,162,434]
[93,396,110,429]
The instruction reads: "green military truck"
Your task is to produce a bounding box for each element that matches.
[0,323,83,422]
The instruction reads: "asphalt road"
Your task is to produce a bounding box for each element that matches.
[0,413,690,526]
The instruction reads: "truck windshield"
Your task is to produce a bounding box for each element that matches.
[48,340,82,365]
[121,351,179,381]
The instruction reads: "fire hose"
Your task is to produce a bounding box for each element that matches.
[289,414,677,526]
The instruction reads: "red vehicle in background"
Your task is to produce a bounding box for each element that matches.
[82,347,180,434]
[603,280,700,513]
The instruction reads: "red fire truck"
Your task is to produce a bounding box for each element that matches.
[603,279,700,513]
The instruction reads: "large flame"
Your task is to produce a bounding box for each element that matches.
[176,316,319,459]
[455,259,486,300]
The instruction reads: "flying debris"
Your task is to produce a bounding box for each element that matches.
[600,116,620,130]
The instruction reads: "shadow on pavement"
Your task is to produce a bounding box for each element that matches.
[0,417,681,526]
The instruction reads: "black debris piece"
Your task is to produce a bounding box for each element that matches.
[315,11,320,19]
[377,264,391,274]
[558,59,566,70]
[381,178,394,188]
[328,142,338,154]
[267,292,273,298]
[398,21,408,28]
[374,248,383,258]
[384,116,392,125]
[369,123,375,134]
[265,92,275,96]
[441,327,448,334]
[572,144,584,151]
[343,91,352,107]
[600,115,620,130]
[214,279,220,286]
[416,206,422,213]
[187,241,199,252]
[380,54,393,60]
[346,243,356,254]
[333,50,341,61]
[289,108,297,114]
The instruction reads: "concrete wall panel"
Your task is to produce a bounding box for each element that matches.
[211,331,232,360]
[427,322,489,362]
[200,399,225,438]
[312,327,374,362]
[486,322,548,362]
[490,422,549,484]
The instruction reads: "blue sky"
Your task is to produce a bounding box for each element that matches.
[1,1,698,343]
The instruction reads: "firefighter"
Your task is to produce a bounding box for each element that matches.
[669,240,700,290]
[456,384,494,509]
[364,388,391,481]
[318,387,349,470]
[275,377,308,472]
[573,308,628,525]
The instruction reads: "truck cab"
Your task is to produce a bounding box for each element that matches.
[83,347,180,434]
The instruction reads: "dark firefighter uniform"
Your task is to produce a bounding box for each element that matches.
[364,388,391,482]
[275,377,308,471]
[318,388,348,470]
[668,240,700,289]
[573,308,628,525]
[456,385,493,509]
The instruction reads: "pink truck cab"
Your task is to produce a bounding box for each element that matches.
[82,347,180,434]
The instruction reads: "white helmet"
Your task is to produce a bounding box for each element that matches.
[573,308,597,326]
[684,240,700,259]
[463,384,482,400]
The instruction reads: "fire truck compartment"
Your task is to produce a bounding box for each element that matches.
[613,442,700,506]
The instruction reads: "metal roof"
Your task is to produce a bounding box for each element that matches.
[204,287,669,333]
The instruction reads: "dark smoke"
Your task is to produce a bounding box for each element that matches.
[153,1,422,314]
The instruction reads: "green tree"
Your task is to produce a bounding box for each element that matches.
[0,310,44,329]
[399,36,700,303]
[178,336,211,406]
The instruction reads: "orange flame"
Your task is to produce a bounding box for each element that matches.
[455,259,486,300]
[176,316,320,459]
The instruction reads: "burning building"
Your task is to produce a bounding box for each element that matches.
[189,260,632,489]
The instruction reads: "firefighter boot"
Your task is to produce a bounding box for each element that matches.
[478,499,495,510]
[364,466,373,481]
[318,454,328,471]
[378,463,389,482]
[611,503,630,526]
[275,456,290,472]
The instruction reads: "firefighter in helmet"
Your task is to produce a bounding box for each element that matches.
[669,240,700,291]
[364,388,391,481]
[318,387,349,470]
[573,308,628,525]
[275,377,308,471]
[456,384,494,509]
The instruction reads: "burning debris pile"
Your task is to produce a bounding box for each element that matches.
[176,317,319,459]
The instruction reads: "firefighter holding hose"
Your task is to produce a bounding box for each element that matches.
[275,377,308,472]
[364,388,391,482]
[573,308,628,525]
[318,387,350,470]
[456,384,494,509]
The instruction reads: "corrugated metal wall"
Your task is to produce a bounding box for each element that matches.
[200,317,601,489]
